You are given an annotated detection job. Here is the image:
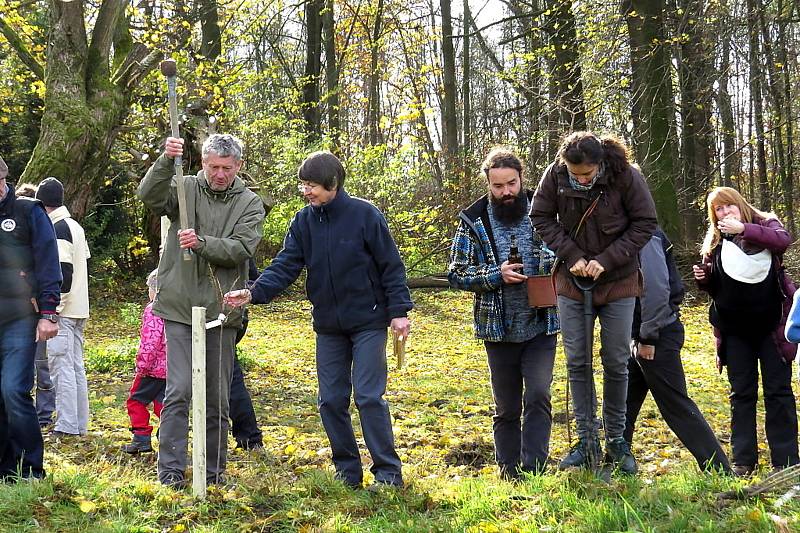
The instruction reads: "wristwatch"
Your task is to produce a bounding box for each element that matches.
[41,313,59,323]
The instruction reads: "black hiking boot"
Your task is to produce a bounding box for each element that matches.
[558,437,602,470]
[121,435,153,454]
[605,437,638,475]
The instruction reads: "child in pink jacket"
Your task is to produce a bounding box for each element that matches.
[122,270,167,453]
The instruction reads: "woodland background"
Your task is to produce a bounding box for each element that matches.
[4,2,800,530]
[3,0,799,281]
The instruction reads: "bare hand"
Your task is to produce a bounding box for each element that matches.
[585,259,605,280]
[391,317,411,338]
[637,343,655,360]
[569,258,588,277]
[716,356,723,374]
[36,319,58,342]
[501,260,527,284]
[178,228,200,249]
[223,289,252,308]
[164,136,184,159]
[692,264,706,281]
[717,217,744,235]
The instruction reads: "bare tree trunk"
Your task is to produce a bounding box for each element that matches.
[758,3,793,230]
[322,0,340,150]
[778,0,795,232]
[622,0,682,241]
[542,0,586,131]
[440,0,459,177]
[747,0,770,209]
[674,0,716,244]
[462,0,471,178]
[717,35,739,187]
[366,0,384,145]
[302,0,323,140]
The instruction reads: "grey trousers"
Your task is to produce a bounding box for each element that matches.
[316,329,402,486]
[34,341,55,427]
[47,317,89,435]
[558,295,635,441]
[158,321,236,483]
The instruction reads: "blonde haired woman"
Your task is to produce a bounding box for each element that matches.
[693,187,798,476]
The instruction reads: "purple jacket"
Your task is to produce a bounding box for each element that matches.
[697,217,797,363]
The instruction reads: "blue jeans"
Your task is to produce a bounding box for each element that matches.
[0,315,45,479]
[316,329,402,486]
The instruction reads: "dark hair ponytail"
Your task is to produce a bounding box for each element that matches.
[599,135,631,177]
[557,131,631,179]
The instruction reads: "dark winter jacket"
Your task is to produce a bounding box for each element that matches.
[697,216,797,363]
[0,185,61,325]
[249,189,413,334]
[530,161,657,304]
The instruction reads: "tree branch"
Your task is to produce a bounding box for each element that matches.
[0,14,45,80]
[88,0,126,70]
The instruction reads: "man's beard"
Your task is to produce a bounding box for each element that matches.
[490,190,527,224]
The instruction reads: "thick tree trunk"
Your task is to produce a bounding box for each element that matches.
[542,0,586,132]
[674,0,716,244]
[622,0,682,241]
[366,0,384,146]
[747,0,770,209]
[440,0,459,176]
[16,0,157,220]
[322,0,340,150]
[302,0,323,139]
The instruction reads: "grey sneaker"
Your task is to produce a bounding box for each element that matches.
[605,438,638,475]
[558,437,602,470]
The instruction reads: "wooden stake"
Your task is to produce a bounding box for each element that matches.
[191,306,207,499]
[161,58,192,262]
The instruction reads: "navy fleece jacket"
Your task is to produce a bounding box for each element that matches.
[249,189,413,334]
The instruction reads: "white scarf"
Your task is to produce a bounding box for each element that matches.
[720,239,772,284]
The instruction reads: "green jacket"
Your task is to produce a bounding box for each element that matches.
[137,155,264,328]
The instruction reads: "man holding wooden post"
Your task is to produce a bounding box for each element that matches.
[137,133,264,488]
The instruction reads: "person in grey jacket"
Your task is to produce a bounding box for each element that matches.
[138,134,264,488]
[625,228,730,473]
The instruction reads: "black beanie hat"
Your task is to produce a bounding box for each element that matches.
[36,177,64,207]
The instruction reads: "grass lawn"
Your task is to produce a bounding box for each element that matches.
[1,289,798,532]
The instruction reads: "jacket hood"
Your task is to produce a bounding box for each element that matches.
[47,205,72,224]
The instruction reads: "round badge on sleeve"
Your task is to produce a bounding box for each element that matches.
[1,218,16,232]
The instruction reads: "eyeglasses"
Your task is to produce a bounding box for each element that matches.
[297,182,321,193]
